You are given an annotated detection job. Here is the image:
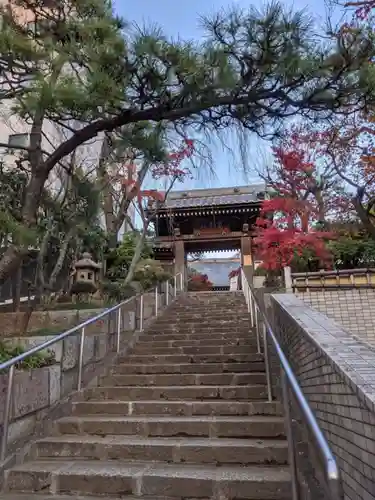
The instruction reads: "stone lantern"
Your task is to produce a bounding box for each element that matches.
[70,252,102,298]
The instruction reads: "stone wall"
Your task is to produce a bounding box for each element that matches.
[0,283,172,337]
[271,293,375,500]
[297,289,375,345]
[0,308,105,337]
[0,291,162,457]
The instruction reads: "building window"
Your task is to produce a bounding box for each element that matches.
[8,133,29,148]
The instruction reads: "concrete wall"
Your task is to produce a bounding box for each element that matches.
[297,290,375,345]
[270,293,375,500]
[0,308,105,337]
[0,291,164,457]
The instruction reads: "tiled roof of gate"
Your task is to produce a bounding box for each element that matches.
[163,191,264,209]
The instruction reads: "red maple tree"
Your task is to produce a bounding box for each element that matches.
[120,138,194,210]
[344,0,375,20]
[306,117,375,238]
[255,136,335,270]
[228,268,240,279]
[189,273,213,291]
[151,139,194,180]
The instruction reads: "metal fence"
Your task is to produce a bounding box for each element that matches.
[0,272,184,461]
[241,268,343,500]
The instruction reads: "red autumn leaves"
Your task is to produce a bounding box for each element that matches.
[254,138,334,270]
[120,138,194,206]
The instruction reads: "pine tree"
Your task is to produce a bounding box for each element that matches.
[0,0,373,282]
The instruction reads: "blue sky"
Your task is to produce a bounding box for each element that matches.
[113,0,329,191]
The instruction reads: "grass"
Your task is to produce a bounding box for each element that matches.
[42,302,107,311]
[0,341,56,371]
[28,325,71,336]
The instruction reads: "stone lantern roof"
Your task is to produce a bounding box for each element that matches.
[74,252,101,270]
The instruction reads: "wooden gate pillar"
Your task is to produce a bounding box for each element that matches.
[241,235,254,285]
[174,240,186,290]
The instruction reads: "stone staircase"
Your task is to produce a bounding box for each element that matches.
[2,292,291,499]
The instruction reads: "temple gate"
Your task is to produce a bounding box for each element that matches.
[148,184,266,288]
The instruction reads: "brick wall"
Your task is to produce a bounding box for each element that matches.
[297,289,375,345]
[271,293,375,500]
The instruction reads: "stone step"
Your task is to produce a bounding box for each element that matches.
[148,329,252,336]
[56,415,285,438]
[135,338,255,347]
[154,312,249,318]
[147,332,252,338]
[177,300,245,305]
[5,460,291,498]
[99,372,266,387]
[83,385,268,401]
[36,435,288,465]
[164,316,248,321]
[169,306,248,310]
[122,353,262,364]
[129,345,257,356]
[0,495,171,500]
[170,306,248,310]
[171,303,247,309]
[156,305,249,322]
[164,315,249,320]
[72,400,283,417]
[111,361,265,374]
[150,321,250,328]
[139,332,254,342]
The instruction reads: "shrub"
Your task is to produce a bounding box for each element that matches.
[0,341,55,372]
[228,267,240,279]
[134,259,173,290]
[188,273,213,291]
[70,281,98,295]
[100,280,135,303]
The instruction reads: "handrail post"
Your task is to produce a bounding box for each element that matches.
[248,286,254,328]
[174,275,177,296]
[77,327,85,391]
[255,307,261,354]
[1,364,15,461]
[166,280,169,306]
[262,323,273,402]
[281,368,300,500]
[116,307,121,353]
[155,286,158,316]
[140,294,144,331]
[180,272,183,292]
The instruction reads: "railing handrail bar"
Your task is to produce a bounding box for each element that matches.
[241,270,341,495]
[0,273,182,373]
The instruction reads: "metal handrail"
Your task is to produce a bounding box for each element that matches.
[240,269,343,500]
[0,272,184,461]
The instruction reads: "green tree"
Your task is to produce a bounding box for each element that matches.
[36,167,102,301]
[0,0,374,283]
[105,231,153,282]
[0,165,34,253]
[96,126,167,249]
